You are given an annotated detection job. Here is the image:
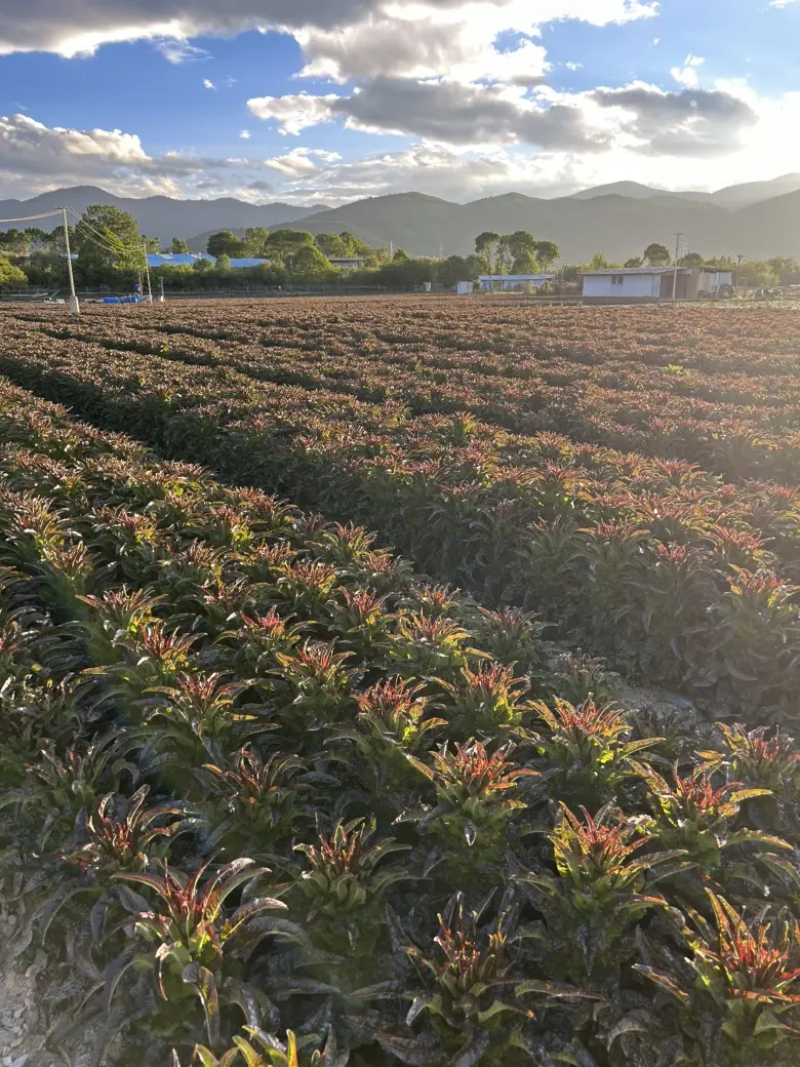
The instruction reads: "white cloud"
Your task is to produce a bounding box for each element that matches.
[240,129,252,139]
[0,0,657,58]
[247,92,342,134]
[264,146,343,176]
[250,77,756,156]
[565,61,582,71]
[0,113,257,200]
[670,54,704,89]
[203,78,217,89]
[294,18,548,85]
[154,38,211,64]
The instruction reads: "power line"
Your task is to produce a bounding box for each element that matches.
[68,207,136,256]
[0,209,65,225]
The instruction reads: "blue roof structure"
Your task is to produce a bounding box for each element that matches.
[146,253,216,268]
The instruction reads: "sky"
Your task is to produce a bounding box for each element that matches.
[1,1,800,205]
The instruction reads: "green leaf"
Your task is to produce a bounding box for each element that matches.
[183,963,221,1047]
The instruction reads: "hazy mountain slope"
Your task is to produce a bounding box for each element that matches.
[733,190,800,256]
[711,174,800,209]
[0,186,321,242]
[272,191,736,262]
[8,180,800,263]
[570,181,713,203]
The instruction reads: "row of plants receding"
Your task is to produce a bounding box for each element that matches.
[2,316,800,716]
[14,303,800,484]
[1,375,800,1067]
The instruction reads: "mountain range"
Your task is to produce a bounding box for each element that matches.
[0,186,327,242]
[262,186,800,263]
[3,176,800,263]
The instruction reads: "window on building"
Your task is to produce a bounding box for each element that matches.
[611,275,624,286]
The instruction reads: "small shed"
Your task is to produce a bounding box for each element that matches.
[478,273,553,292]
[456,281,474,295]
[582,267,734,301]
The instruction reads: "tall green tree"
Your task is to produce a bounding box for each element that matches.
[0,253,27,287]
[737,260,777,288]
[678,252,705,267]
[291,245,334,280]
[208,231,246,258]
[169,238,189,254]
[0,229,30,255]
[267,229,315,262]
[535,240,560,268]
[315,233,349,257]
[437,254,483,288]
[768,257,800,282]
[475,232,500,273]
[589,252,610,270]
[624,257,643,268]
[500,231,537,264]
[643,242,672,267]
[73,205,142,271]
[511,250,541,274]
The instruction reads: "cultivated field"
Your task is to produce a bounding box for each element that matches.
[0,298,800,1066]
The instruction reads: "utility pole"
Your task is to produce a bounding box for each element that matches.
[389,240,394,259]
[142,242,153,303]
[62,207,79,315]
[672,232,683,301]
[737,254,745,267]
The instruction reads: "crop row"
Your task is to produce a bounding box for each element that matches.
[2,309,800,713]
[11,302,800,482]
[1,375,800,1067]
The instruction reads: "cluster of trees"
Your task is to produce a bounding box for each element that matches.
[207,228,375,265]
[473,231,559,275]
[5,204,800,295]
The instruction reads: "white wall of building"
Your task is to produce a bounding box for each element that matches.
[699,270,733,291]
[583,273,661,299]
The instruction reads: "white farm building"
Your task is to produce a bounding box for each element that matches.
[582,266,734,301]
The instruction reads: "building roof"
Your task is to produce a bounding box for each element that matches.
[228,258,268,268]
[329,256,365,264]
[582,267,689,276]
[147,253,216,268]
[478,273,554,281]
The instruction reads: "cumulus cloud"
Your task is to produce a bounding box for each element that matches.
[240,129,252,139]
[0,113,256,199]
[278,143,583,203]
[264,147,343,176]
[591,83,758,155]
[294,18,548,85]
[670,54,703,89]
[203,78,216,89]
[249,80,606,149]
[0,0,657,57]
[247,93,342,134]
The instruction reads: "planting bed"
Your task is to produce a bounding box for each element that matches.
[0,299,799,1066]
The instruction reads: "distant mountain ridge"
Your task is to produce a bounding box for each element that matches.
[0,186,327,242]
[570,174,800,209]
[257,189,800,262]
[5,178,800,262]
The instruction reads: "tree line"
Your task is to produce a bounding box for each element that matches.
[1,204,799,294]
